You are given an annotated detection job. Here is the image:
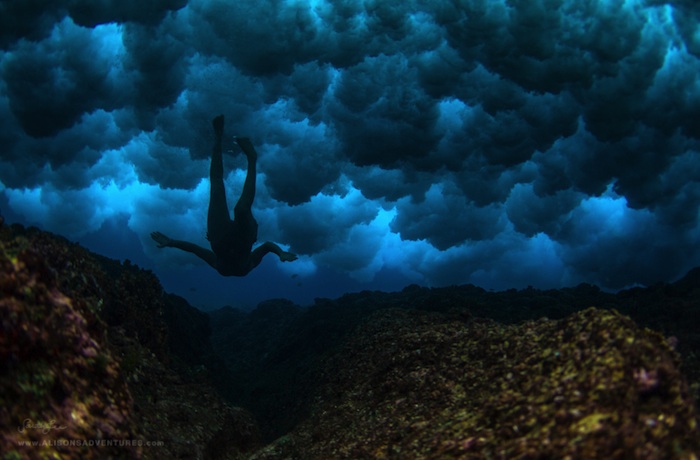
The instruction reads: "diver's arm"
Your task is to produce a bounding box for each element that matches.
[169,240,217,269]
[248,241,297,271]
[151,231,217,269]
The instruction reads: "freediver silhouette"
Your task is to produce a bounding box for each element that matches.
[151,115,297,276]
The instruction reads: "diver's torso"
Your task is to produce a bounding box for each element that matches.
[212,219,257,276]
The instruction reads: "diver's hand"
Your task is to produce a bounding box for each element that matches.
[151,231,173,248]
[212,115,224,137]
[280,251,298,262]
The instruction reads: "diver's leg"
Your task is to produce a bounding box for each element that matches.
[234,138,257,214]
[208,115,231,243]
[231,140,259,257]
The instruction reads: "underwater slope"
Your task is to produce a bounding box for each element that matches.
[0,222,259,460]
[2,219,699,458]
[249,307,700,459]
[210,273,700,449]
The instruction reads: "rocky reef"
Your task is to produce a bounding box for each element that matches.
[1,220,699,459]
[249,307,699,458]
[1,228,138,459]
[0,223,258,459]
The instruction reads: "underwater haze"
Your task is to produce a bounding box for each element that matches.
[1,0,699,309]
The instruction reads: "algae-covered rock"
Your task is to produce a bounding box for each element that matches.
[0,223,260,460]
[3,221,699,459]
[0,227,139,459]
[252,308,700,459]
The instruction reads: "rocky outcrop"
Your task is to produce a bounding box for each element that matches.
[0,223,259,459]
[252,307,700,459]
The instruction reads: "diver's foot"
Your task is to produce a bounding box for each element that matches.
[213,115,224,137]
[234,137,257,161]
[280,252,298,262]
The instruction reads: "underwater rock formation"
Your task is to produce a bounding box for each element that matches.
[210,275,700,448]
[0,223,259,459]
[250,307,700,459]
[0,226,139,459]
[2,220,699,459]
